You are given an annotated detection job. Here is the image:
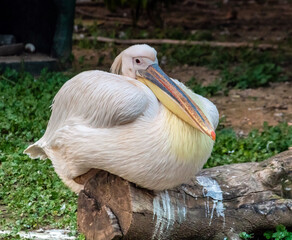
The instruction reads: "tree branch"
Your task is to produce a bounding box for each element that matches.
[73,35,279,50]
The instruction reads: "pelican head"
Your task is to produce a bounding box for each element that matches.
[110,44,216,141]
[110,44,158,79]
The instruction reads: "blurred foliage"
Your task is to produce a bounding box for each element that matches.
[264,225,292,240]
[74,4,291,94]
[239,225,292,240]
[239,232,254,240]
[76,25,214,43]
[103,0,176,26]
[186,77,223,97]
[220,62,287,89]
[159,45,287,70]
[179,46,289,95]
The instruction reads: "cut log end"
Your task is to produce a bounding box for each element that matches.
[77,150,292,240]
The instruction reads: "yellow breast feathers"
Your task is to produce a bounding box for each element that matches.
[164,108,214,164]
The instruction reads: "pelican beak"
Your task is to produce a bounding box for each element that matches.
[137,64,216,141]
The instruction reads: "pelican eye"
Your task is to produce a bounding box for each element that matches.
[135,59,141,64]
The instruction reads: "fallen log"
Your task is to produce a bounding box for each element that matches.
[73,35,279,50]
[77,150,292,240]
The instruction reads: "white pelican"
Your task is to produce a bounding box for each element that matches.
[24,44,219,193]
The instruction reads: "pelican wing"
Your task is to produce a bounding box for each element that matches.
[47,70,149,132]
[24,70,150,160]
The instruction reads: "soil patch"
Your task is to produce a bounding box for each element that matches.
[211,82,292,134]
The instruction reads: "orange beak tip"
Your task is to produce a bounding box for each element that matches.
[211,131,216,141]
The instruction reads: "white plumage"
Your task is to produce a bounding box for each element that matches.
[24,45,219,193]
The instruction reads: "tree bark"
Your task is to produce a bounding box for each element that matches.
[77,150,292,240]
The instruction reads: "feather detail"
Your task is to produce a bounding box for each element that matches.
[110,51,123,75]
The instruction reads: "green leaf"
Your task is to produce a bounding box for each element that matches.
[264,231,274,239]
[239,232,254,239]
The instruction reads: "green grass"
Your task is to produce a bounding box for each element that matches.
[239,225,292,240]
[0,69,291,238]
[205,122,292,168]
[0,69,79,236]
